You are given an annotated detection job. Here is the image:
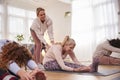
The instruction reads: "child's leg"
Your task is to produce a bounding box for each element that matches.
[98,56,110,65]
[98,56,120,65]
[109,56,120,65]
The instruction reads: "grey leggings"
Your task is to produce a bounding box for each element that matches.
[43,60,84,71]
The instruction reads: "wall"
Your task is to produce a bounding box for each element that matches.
[6,0,71,42]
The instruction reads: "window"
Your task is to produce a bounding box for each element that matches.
[72,0,118,61]
[93,0,118,44]
[7,6,35,43]
[0,5,2,39]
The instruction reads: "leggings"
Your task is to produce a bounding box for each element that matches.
[0,68,19,80]
[43,60,84,71]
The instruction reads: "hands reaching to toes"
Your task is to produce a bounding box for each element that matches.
[73,66,91,72]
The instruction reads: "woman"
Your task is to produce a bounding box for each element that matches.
[93,38,120,65]
[43,36,99,72]
[30,7,54,65]
[0,40,46,80]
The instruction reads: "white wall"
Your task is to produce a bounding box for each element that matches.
[46,0,71,42]
[6,0,71,42]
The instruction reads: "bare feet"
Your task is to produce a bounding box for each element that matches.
[74,66,91,72]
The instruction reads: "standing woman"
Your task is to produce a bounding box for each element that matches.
[30,7,54,65]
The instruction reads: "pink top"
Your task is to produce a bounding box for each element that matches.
[43,44,80,71]
[30,16,54,44]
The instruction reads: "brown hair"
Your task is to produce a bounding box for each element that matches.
[36,7,45,16]
[0,42,33,70]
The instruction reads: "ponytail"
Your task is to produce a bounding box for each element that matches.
[61,36,69,47]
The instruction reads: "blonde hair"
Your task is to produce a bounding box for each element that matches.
[61,36,76,47]
[36,7,45,16]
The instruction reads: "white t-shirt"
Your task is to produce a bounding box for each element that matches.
[30,16,54,44]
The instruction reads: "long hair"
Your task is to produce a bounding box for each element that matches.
[108,38,120,48]
[61,36,76,47]
[0,42,33,70]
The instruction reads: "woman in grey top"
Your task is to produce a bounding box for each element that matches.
[93,38,120,65]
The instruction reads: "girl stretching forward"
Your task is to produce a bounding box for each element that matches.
[0,40,46,80]
[43,36,99,72]
[93,38,120,65]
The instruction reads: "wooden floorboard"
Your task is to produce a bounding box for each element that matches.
[44,71,120,80]
[43,65,120,80]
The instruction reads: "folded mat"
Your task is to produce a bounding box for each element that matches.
[45,65,120,76]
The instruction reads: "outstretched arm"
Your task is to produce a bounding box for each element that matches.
[69,51,81,65]
[8,61,33,80]
[27,60,46,80]
[27,60,38,70]
[47,18,54,44]
[53,45,73,71]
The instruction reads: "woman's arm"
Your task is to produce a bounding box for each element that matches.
[68,51,81,65]
[27,60,38,70]
[47,17,54,44]
[52,45,73,71]
[8,61,33,80]
[8,61,21,74]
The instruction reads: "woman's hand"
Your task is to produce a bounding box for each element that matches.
[17,69,33,80]
[45,43,50,51]
[30,68,42,76]
[73,66,91,72]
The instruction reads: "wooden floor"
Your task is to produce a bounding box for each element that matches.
[43,65,120,80]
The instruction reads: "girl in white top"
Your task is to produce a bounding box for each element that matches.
[93,38,120,65]
[30,7,54,65]
[43,36,99,72]
[0,40,46,80]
